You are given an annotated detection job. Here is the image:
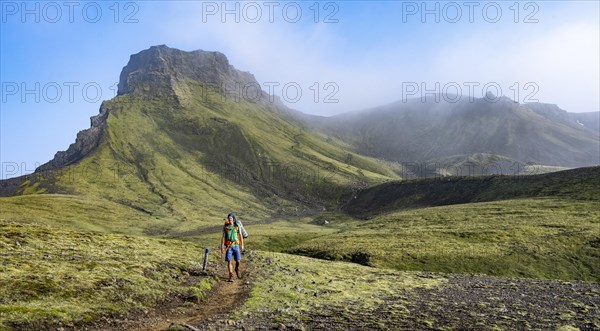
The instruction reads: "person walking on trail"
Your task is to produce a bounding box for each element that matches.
[221,214,244,282]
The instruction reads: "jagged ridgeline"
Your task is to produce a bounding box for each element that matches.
[2,45,401,234]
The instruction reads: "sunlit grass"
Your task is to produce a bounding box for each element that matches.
[290,198,600,281]
[239,251,444,326]
[0,219,214,329]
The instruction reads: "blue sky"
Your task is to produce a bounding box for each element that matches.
[1,1,599,179]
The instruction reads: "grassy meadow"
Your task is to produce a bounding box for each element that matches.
[289,198,600,281]
[0,219,213,330]
[190,196,600,282]
[2,186,599,329]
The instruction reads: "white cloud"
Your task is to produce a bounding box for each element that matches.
[157,3,599,114]
[430,21,599,111]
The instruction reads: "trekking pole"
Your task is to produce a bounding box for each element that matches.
[202,248,209,271]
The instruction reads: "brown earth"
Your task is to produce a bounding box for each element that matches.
[68,256,253,331]
[62,253,599,331]
[130,263,253,331]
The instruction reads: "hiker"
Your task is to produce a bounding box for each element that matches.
[227,212,248,239]
[221,214,244,282]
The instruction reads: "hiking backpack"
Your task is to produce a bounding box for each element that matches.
[228,213,248,238]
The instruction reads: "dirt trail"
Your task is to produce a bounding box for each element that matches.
[167,271,250,329]
[121,263,253,331]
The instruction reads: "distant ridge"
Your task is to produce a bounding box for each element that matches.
[302,96,599,168]
[342,166,600,217]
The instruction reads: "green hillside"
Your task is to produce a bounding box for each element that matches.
[288,198,600,282]
[189,169,600,282]
[3,46,401,236]
[273,167,600,282]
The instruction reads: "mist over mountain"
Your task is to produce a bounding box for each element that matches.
[302,95,599,169]
[4,1,600,327]
[525,102,600,134]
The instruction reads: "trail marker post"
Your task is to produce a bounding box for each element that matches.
[202,248,209,271]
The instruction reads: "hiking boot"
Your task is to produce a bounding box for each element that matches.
[228,272,234,282]
[235,268,242,279]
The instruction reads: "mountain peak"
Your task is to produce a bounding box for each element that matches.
[117,45,258,95]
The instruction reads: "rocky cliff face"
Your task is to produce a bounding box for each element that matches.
[118,44,290,112]
[36,104,109,172]
[118,45,259,95]
[0,105,107,193]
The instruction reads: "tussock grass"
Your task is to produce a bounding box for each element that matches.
[0,219,213,330]
[240,251,444,325]
[290,198,600,281]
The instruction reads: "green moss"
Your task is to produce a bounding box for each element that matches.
[0,219,214,329]
[241,251,444,325]
[289,198,600,281]
[555,326,581,331]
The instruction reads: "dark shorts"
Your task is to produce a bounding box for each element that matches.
[225,245,241,261]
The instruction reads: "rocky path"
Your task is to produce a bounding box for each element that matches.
[131,265,253,331]
[79,259,253,331]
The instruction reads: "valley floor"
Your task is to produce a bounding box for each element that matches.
[2,195,598,330]
[171,251,599,331]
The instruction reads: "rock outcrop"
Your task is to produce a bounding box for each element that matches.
[118,45,258,94]
[36,104,109,172]
[117,44,291,111]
